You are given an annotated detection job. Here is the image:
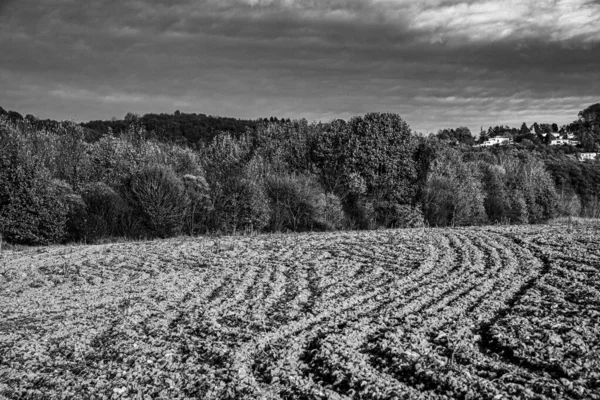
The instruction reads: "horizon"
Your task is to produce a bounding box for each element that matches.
[2,104,588,138]
[1,1,599,135]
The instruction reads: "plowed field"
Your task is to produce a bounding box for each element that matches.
[1,226,599,399]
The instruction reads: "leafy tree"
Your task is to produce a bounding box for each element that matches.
[436,127,474,145]
[123,165,190,238]
[0,120,68,244]
[265,173,342,231]
[422,146,487,226]
[79,182,128,241]
[182,174,211,234]
[479,163,510,223]
[520,122,529,134]
[578,103,600,127]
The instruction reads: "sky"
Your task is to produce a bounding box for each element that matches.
[0,0,599,135]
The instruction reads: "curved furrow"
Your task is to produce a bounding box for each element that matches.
[351,229,543,399]
[232,233,443,397]
[256,231,466,398]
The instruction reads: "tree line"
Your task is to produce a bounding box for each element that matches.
[2,109,580,246]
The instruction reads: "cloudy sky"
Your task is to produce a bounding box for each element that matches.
[1,0,599,134]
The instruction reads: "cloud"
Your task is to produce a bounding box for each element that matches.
[0,0,598,133]
[0,0,15,16]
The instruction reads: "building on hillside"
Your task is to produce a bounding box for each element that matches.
[550,139,580,146]
[578,152,598,161]
[541,132,561,138]
[475,137,512,147]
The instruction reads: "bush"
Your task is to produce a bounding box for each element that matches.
[265,173,343,232]
[500,153,558,223]
[480,164,511,223]
[79,182,129,240]
[374,202,424,228]
[182,174,212,234]
[507,190,529,224]
[422,148,487,227]
[209,177,271,234]
[0,158,68,245]
[557,189,581,217]
[343,195,377,230]
[0,122,68,245]
[314,192,345,231]
[123,165,190,238]
[53,180,87,242]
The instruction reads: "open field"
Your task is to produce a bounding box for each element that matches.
[1,226,599,400]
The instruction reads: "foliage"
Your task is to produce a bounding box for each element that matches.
[123,165,190,238]
[3,103,598,243]
[82,111,260,147]
[498,152,558,223]
[182,174,212,234]
[209,176,271,234]
[265,173,344,232]
[79,182,129,241]
[0,120,69,245]
[436,126,475,146]
[422,146,487,226]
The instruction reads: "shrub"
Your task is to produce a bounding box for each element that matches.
[123,165,190,238]
[182,174,212,234]
[480,164,511,223]
[265,173,342,232]
[341,195,377,230]
[0,159,68,245]
[374,202,424,228]
[422,147,487,227]
[500,153,558,223]
[314,192,345,231]
[79,182,129,240]
[0,121,68,245]
[53,180,87,242]
[507,190,529,224]
[209,177,271,234]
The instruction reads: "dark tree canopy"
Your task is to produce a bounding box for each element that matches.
[578,103,600,126]
[436,127,475,145]
[82,111,262,147]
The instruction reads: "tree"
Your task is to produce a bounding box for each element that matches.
[520,122,529,134]
[480,163,510,223]
[436,127,474,145]
[578,103,600,127]
[422,146,487,227]
[124,165,190,238]
[0,121,68,244]
[265,173,341,231]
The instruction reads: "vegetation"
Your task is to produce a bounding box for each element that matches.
[1,103,599,244]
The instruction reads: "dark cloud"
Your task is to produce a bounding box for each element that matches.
[0,0,15,16]
[0,0,599,133]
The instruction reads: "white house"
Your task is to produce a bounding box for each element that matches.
[476,137,512,147]
[541,132,561,138]
[550,139,580,146]
[578,152,598,161]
